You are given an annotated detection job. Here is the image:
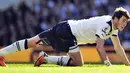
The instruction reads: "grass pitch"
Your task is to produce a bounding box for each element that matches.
[0,63,130,73]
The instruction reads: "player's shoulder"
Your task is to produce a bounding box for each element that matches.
[96,15,112,29]
[97,15,112,20]
[67,15,112,25]
[84,15,111,22]
[100,15,112,18]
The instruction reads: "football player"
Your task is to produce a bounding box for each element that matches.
[0,7,130,67]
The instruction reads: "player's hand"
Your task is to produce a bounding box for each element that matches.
[124,63,130,66]
[104,60,112,66]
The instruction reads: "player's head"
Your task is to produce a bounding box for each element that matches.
[112,7,130,31]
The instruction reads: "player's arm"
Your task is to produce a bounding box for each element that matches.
[96,36,111,66]
[111,35,130,66]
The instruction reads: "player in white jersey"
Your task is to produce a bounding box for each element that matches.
[0,7,130,67]
[68,15,114,44]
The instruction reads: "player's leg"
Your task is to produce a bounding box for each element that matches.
[0,35,41,66]
[45,46,84,66]
[67,46,84,66]
[0,26,54,67]
[0,35,40,57]
[34,51,70,66]
[34,46,84,66]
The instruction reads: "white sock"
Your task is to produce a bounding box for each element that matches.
[45,56,70,66]
[0,39,28,56]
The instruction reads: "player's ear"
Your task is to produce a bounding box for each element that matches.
[114,16,119,22]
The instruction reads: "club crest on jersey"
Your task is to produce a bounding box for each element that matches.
[102,27,111,36]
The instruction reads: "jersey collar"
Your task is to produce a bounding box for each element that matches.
[106,20,113,33]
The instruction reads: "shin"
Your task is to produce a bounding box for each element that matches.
[45,56,70,66]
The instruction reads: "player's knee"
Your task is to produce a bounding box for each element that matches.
[75,61,84,66]
[28,35,41,48]
[70,59,84,66]
[27,39,36,48]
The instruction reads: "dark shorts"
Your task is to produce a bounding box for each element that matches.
[38,21,77,52]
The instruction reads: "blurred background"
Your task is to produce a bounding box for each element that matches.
[0,0,130,63]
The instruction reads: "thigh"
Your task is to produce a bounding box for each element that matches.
[67,46,84,66]
[28,28,55,48]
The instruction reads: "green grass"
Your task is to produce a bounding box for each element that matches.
[0,63,130,73]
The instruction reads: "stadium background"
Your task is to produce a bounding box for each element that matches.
[0,0,130,63]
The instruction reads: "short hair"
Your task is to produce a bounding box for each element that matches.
[112,7,130,20]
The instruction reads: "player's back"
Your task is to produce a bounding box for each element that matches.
[68,15,112,44]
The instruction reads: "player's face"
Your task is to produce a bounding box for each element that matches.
[117,16,129,31]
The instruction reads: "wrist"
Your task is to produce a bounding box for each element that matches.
[104,60,112,66]
[124,63,130,66]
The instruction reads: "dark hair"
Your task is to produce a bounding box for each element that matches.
[112,7,130,20]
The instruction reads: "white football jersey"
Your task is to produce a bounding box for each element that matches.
[68,15,118,44]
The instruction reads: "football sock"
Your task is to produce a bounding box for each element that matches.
[45,56,70,66]
[0,39,28,56]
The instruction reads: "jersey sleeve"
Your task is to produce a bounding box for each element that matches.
[112,30,118,36]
